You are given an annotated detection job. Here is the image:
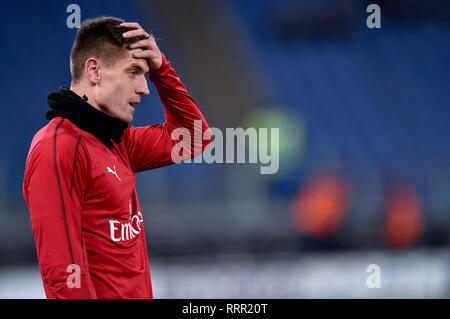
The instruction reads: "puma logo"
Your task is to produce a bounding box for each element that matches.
[107,165,121,181]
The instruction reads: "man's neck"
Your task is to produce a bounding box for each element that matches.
[70,84,101,112]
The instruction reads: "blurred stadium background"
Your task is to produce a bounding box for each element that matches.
[0,0,449,298]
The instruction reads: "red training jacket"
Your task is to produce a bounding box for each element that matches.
[23,54,210,298]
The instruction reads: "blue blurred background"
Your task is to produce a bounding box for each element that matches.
[0,0,449,298]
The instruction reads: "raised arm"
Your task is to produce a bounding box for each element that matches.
[120,22,211,172]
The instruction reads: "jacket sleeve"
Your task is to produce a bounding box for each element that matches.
[124,53,212,173]
[23,125,97,299]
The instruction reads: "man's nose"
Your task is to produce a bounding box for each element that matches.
[136,77,150,96]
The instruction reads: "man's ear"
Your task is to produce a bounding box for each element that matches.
[85,58,101,84]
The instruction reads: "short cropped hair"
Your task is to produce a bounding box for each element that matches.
[70,16,147,83]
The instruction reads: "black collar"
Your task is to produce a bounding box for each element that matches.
[46,87,128,147]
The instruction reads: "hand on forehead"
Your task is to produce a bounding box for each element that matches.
[126,48,150,73]
[120,22,162,71]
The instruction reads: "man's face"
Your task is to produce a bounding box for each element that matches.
[95,49,150,124]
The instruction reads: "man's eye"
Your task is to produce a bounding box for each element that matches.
[129,70,137,76]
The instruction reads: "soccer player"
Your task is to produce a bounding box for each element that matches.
[22,17,211,298]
